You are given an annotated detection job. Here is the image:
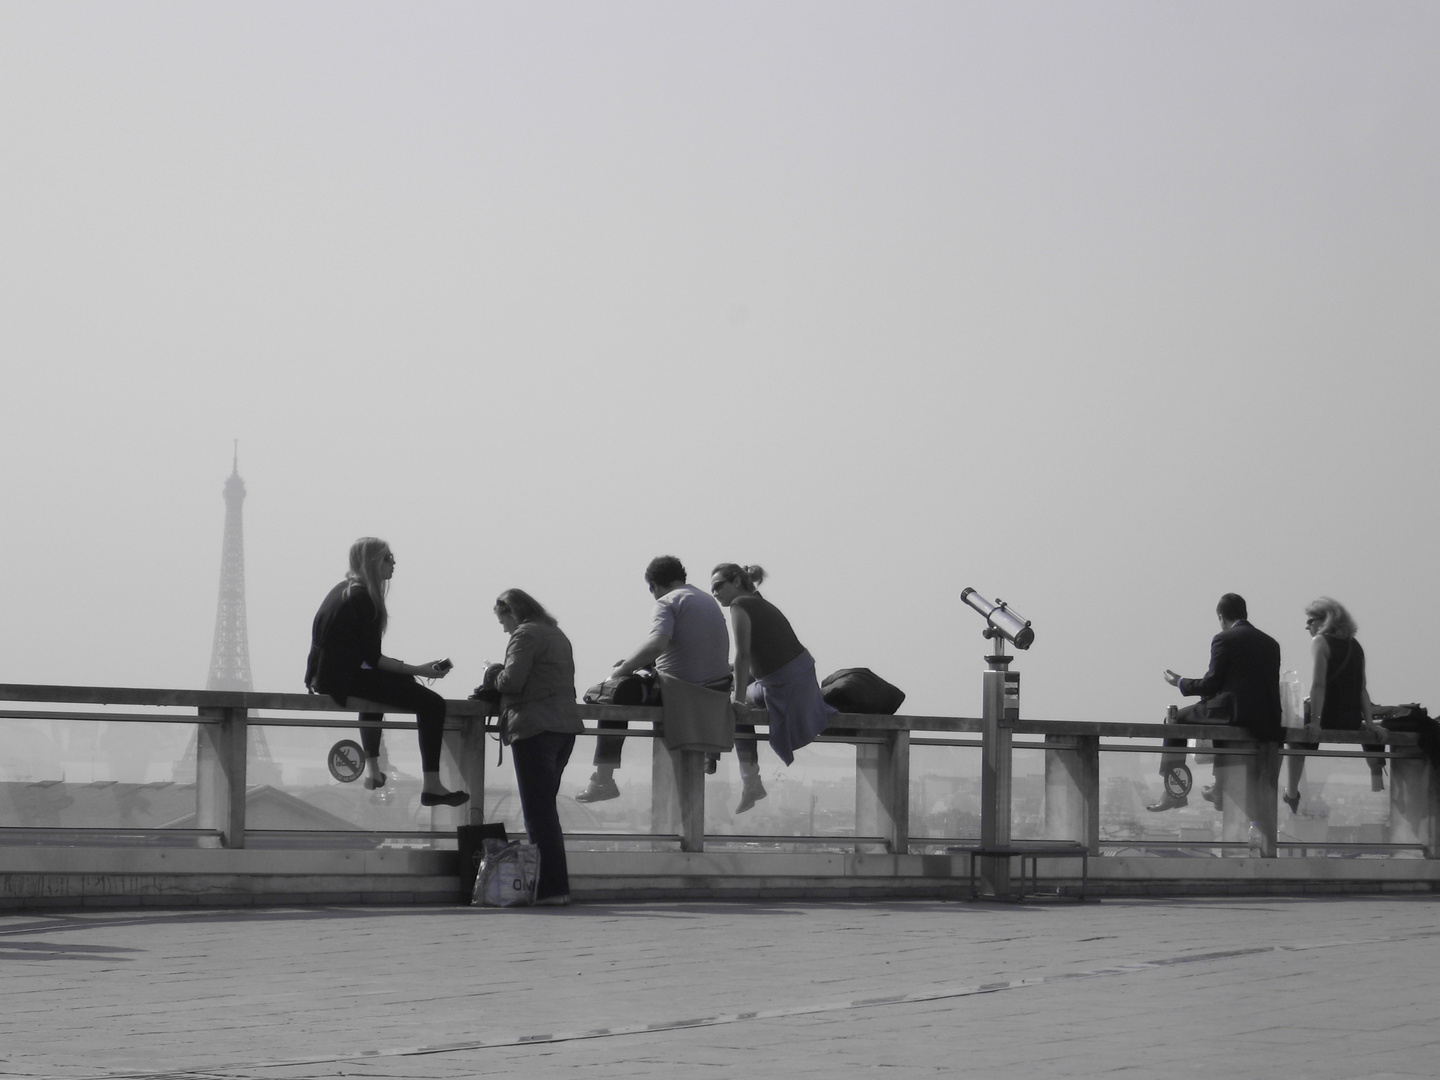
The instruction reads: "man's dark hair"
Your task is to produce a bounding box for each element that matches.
[1216,593,1248,621]
[645,555,686,587]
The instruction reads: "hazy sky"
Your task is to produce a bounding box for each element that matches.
[3,2,1437,736]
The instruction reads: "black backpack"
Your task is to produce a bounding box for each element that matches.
[820,668,906,714]
[1374,703,1440,770]
[583,669,662,707]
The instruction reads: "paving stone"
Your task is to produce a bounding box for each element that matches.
[1,896,1438,1078]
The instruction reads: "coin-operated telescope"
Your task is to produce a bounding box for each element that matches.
[960,588,1034,652]
[959,588,1036,898]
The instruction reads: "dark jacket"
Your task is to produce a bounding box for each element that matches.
[304,581,383,704]
[1178,619,1283,740]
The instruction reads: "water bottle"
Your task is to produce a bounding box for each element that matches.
[1248,821,1263,858]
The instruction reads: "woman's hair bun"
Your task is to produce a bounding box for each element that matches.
[744,564,767,586]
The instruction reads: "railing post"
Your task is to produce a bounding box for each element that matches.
[1388,745,1435,857]
[675,750,706,852]
[1044,734,1099,854]
[1221,739,1278,856]
[855,727,909,854]
[650,720,705,853]
[196,706,247,849]
[437,710,487,831]
[1424,751,1440,859]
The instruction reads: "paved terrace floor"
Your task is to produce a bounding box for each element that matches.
[2,895,1438,1079]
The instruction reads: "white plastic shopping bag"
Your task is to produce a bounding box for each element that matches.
[473,839,541,907]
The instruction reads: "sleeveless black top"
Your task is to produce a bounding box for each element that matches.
[1318,634,1366,730]
[731,593,804,679]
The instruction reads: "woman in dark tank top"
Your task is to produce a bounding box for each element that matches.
[710,563,835,814]
[1283,596,1384,813]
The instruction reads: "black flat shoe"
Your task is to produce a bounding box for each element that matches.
[363,772,387,790]
[420,790,469,807]
[1283,791,1300,814]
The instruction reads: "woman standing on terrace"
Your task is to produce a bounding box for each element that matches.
[483,588,582,906]
[305,537,467,807]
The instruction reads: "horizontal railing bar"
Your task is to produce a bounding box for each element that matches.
[0,684,1420,747]
[559,832,681,844]
[252,716,435,730]
[1,707,1419,762]
[703,834,889,845]
[916,837,1100,850]
[0,709,221,725]
[869,738,1420,759]
[244,830,453,840]
[1103,839,1427,851]
[908,837,982,846]
[1090,743,1255,756]
[1101,842,1254,850]
[0,835,221,840]
[561,835,882,850]
[3,825,1413,850]
[1278,840,1422,852]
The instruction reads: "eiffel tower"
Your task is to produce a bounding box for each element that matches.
[177,445,280,784]
[208,444,254,693]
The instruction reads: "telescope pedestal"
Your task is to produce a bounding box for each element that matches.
[978,641,1021,899]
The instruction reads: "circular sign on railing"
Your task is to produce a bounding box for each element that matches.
[328,739,366,783]
[1164,763,1192,799]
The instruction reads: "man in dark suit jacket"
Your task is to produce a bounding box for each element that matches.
[1148,593,1282,812]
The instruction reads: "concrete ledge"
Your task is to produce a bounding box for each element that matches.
[563,850,1440,901]
[0,847,455,875]
[0,848,466,910]
[0,873,462,909]
[1090,855,1440,885]
[6,846,1440,910]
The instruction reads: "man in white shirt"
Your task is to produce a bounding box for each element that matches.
[576,556,734,802]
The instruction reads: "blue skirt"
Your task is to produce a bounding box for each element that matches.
[746,649,836,765]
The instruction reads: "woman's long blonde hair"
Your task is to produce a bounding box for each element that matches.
[1306,596,1357,640]
[346,536,391,634]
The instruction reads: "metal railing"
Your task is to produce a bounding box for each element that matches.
[2,682,1436,900]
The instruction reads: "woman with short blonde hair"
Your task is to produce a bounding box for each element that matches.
[1284,596,1383,812]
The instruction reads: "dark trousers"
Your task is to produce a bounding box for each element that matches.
[1289,731,1385,777]
[512,730,576,901]
[595,721,759,770]
[1160,701,1234,773]
[346,668,447,774]
[592,718,629,768]
[592,676,756,769]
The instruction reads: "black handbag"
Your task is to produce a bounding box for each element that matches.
[1375,703,1440,770]
[469,684,502,713]
[820,668,906,714]
[469,663,505,715]
[583,669,661,706]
